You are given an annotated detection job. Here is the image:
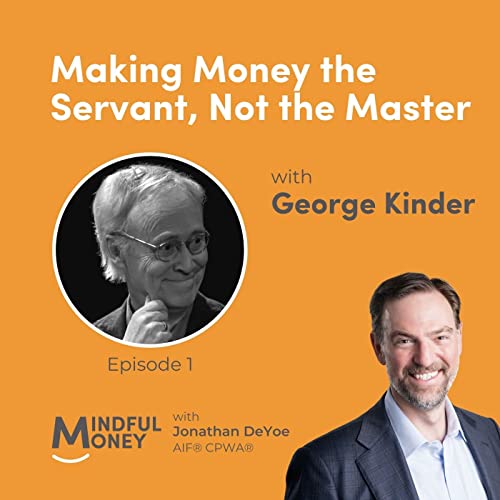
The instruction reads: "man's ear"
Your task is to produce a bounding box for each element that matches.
[105,235,127,272]
[370,332,386,365]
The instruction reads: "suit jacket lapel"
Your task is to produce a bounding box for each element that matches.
[355,398,420,500]
[96,298,128,339]
[457,408,500,500]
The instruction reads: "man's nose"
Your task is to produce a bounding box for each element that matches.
[172,243,197,273]
[412,340,435,368]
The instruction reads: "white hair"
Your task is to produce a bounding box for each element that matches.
[93,164,205,282]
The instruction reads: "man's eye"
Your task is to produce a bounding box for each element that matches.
[159,241,177,252]
[436,335,450,341]
[188,234,207,250]
[396,339,413,345]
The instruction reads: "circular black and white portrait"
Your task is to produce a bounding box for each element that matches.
[54,153,246,347]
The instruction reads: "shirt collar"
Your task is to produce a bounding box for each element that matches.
[125,295,134,324]
[443,396,466,441]
[384,389,467,458]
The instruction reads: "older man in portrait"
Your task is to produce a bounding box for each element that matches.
[285,272,500,500]
[92,164,224,344]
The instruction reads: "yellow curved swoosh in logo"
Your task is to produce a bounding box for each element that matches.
[51,453,90,463]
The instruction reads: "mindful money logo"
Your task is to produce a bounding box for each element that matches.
[51,415,162,463]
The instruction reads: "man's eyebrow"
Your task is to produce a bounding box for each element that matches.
[390,326,455,338]
[389,330,414,338]
[149,231,175,243]
[427,326,455,335]
[152,229,205,243]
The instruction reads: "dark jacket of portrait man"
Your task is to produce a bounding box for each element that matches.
[284,272,500,500]
[92,164,224,345]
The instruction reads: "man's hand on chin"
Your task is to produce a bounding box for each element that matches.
[123,295,172,344]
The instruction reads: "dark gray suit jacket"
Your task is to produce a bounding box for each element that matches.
[94,292,224,341]
[285,397,500,500]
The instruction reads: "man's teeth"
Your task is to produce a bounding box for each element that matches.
[412,371,439,381]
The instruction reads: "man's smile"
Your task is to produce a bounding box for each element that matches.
[163,268,203,283]
[409,370,441,382]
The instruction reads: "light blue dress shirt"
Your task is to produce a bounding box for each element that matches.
[384,390,488,500]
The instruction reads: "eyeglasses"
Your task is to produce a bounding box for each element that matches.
[110,230,210,262]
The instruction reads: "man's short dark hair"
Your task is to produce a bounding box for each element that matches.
[370,272,461,344]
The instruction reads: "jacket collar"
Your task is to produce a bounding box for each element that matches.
[354,396,420,500]
[456,408,500,500]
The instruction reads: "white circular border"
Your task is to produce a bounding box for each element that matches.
[52,152,248,348]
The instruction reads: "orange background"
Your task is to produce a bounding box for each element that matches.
[4,1,499,498]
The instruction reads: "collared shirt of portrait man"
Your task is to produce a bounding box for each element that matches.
[285,273,500,500]
[92,165,224,344]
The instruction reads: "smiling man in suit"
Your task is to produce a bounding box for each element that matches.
[285,272,500,500]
